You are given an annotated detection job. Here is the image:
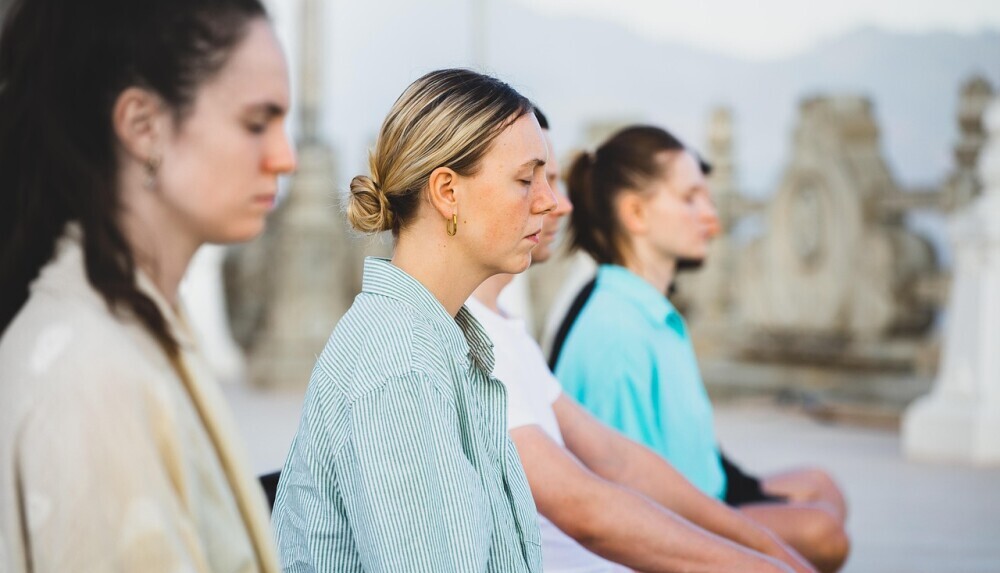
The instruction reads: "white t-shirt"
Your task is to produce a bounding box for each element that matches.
[467,297,629,573]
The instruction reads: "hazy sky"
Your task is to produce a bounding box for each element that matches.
[516,0,1000,60]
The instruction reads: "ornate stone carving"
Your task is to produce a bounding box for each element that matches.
[737,96,936,343]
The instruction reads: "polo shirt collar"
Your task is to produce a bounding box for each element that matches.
[597,264,684,334]
[361,257,495,373]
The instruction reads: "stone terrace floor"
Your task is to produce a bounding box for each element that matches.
[224,386,1000,573]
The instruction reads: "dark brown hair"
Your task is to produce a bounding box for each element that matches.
[566,125,686,265]
[0,0,267,356]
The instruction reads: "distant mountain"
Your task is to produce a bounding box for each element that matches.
[486,6,1000,194]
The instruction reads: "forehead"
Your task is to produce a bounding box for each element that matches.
[486,113,548,168]
[194,19,290,109]
[661,151,706,188]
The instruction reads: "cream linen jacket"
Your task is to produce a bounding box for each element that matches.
[0,228,279,573]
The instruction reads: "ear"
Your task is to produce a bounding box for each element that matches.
[112,87,166,163]
[426,166,459,220]
[616,192,648,236]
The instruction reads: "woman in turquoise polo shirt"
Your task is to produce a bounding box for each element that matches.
[554,125,850,573]
[273,69,557,572]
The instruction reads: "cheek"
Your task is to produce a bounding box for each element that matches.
[472,189,530,242]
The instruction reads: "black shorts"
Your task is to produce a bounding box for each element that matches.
[720,452,785,506]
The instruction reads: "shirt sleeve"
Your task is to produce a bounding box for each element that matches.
[492,341,542,432]
[15,373,212,573]
[339,372,493,573]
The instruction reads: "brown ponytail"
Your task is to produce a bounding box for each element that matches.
[564,125,686,265]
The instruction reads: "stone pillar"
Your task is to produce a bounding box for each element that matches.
[945,76,993,210]
[674,107,737,325]
[471,0,488,68]
[902,96,1000,464]
[241,0,354,390]
[182,245,246,385]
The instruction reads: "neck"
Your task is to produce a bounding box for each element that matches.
[392,220,494,317]
[118,172,202,307]
[473,273,515,314]
[622,246,676,295]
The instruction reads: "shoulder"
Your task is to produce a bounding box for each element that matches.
[310,293,447,402]
[556,294,658,391]
[561,290,652,362]
[0,284,163,406]
[583,285,650,330]
[0,286,182,458]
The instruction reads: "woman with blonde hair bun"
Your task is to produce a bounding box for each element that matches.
[273,68,557,572]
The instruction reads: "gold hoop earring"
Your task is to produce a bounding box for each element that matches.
[446,213,458,236]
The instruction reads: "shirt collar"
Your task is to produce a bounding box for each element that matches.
[596,264,684,333]
[361,257,495,373]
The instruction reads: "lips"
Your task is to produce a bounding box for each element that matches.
[254,193,277,208]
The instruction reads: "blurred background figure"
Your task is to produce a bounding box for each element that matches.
[553,125,848,572]
[0,0,295,570]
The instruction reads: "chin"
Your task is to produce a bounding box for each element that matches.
[683,245,709,261]
[501,254,532,275]
[213,219,267,245]
[532,246,553,264]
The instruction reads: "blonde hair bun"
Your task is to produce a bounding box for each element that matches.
[347,174,393,233]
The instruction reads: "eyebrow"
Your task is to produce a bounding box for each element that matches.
[518,158,547,170]
[246,102,288,118]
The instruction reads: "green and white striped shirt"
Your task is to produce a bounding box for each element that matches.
[273,258,542,572]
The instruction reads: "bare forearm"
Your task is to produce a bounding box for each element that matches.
[553,397,814,572]
[553,482,790,573]
[607,438,813,571]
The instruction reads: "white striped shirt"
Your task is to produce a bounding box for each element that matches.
[273,258,542,572]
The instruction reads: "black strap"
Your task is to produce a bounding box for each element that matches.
[548,278,597,371]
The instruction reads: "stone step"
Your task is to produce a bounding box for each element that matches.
[701,358,933,429]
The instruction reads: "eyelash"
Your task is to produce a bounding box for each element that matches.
[246,121,267,134]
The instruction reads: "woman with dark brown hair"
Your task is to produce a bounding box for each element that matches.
[0,0,296,570]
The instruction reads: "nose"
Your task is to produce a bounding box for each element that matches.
[704,203,722,238]
[553,188,573,218]
[535,176,558,215]
[265,127,297,175]
[700,196,721,238]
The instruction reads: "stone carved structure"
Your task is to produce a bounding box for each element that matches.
[947,77,994,208]
[736,96,937,352]
[673,108,741,326]
[902,95,1000,464]
[183,245,247,385]
[225,0,356,389]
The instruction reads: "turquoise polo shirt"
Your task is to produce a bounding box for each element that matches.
[555,264,726,499]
